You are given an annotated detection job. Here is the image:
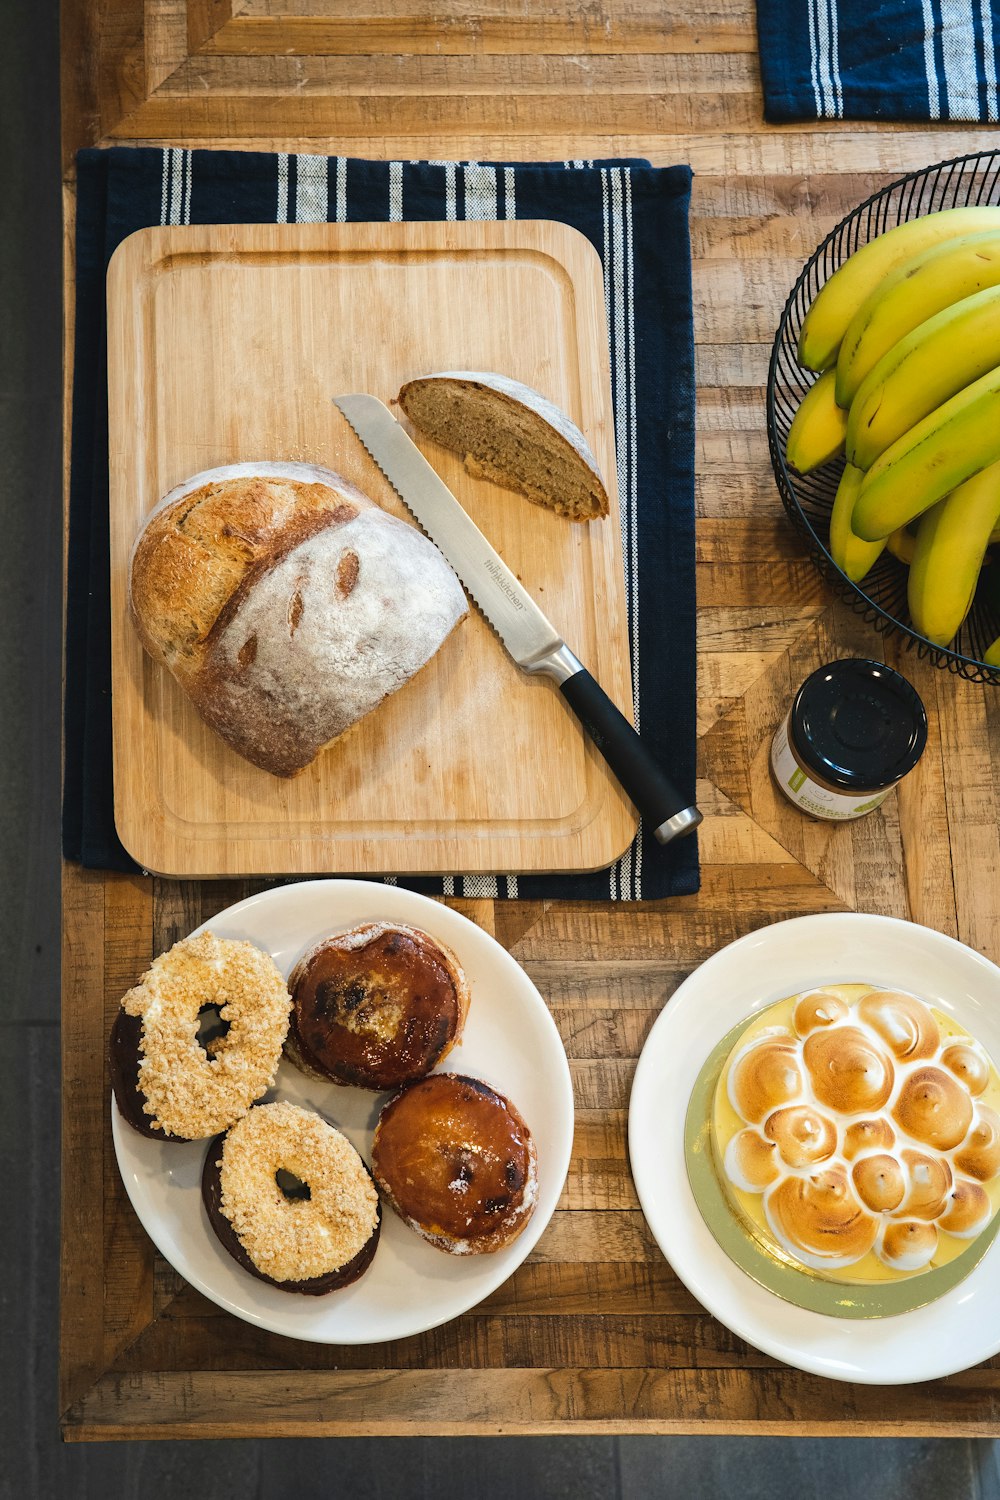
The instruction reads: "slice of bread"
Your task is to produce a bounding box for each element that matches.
[397,371,610,521]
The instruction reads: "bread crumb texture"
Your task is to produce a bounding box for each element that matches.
[398,372,610,521]
[121,930,291,1138]
[219,1101,379,1281]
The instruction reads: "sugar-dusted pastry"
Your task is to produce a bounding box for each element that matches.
[712,984,1000,1282]
[109,930,292,1141]
[202,1101,380,1294]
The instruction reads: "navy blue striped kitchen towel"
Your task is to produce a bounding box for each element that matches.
[756,0,1000,120]
[63,146,698,901]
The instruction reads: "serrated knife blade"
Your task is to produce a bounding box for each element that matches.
[333,393,700,844]
[334,394,562,669]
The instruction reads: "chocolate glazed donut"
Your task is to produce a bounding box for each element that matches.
[201,1126,381,1296]
[286,923,470,1091]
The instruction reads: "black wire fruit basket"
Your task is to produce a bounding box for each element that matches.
[767,149,1000,684]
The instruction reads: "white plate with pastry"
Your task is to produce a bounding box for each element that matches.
[111,879,574,1344]
[628,912,1000,1384]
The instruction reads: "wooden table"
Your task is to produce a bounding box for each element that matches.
[60,0,1000,1441]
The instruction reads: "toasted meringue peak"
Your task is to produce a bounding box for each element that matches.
[954,1107,1000,1183]
[803,1027,895,1115]
[727,1035,802,1125]
[764,1168,879,1269]
[792,991,850,1037]
[877,1220,938,1272]
[763,1105,838,1168]
[851,1153,906,1213]
[938,1179,992,1238]
[714,984,1000,1280]
[843,1118,896,1160]
[942,1043,990,1098]
[899,1148,952,1220]
[724,1129,781,1191]
[893,1067,974,1151]
[856,990,940,1061]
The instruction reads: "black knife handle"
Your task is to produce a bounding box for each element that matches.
[560,668,701,844]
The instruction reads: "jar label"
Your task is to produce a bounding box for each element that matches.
[770,716,891,821]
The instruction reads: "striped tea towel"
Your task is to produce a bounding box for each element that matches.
[63,147,698,902]
[756,0,1000,120]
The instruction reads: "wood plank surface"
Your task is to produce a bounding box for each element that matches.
[60,0,1000,1442]
[105,218,635,877]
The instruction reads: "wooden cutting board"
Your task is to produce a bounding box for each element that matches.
[106,219,637,877]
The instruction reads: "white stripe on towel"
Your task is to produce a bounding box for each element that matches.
[389,161,403,221]
[939,0,981,116]
[295,153,328,222]
[463,163,498,220]
[276,153,289,223]
[922,0,943,118]
[983,0,999,120]
[335,157,348,222]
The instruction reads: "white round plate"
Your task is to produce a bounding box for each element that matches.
[112,879,573,1344]
[628,912,1000,1385]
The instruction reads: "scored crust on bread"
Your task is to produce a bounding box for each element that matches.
[396,372,610,521]
[129,462,468,777]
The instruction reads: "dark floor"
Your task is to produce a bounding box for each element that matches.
[4,4,1000,1496]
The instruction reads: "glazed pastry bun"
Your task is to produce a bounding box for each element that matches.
[285,923,470,1091]
[372,1073,538,1254]
[713,985,1000,1282]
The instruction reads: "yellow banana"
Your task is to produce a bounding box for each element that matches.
[886,526,917,564]
[847,285,1000,469]
[835,230,1000,404]
[785,369,847,474]
[798,207,1000,373]
[852,366,1000,541]
[907,462,1000,645]
[985,637,1000,667]
[828,464,886,581]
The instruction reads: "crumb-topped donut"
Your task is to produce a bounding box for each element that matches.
[109,930,292,1140]
[372,1073,538,1254]
[202,1101,381,1294]
[285,923,470,1091]
[712,983,1000,1283]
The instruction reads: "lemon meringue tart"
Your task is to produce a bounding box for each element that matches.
[712,984,1000,1283]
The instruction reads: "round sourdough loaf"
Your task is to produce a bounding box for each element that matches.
[396,372,610,521]
[129,462,468,777]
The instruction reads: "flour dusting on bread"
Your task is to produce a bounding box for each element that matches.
[129,463,468,777]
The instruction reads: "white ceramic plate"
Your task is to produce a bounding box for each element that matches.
[111,879,573,1344]
[628,912,1000,1385]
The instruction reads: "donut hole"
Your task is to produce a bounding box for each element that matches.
[275,1168,312,1202]
[195,1003,231,1058]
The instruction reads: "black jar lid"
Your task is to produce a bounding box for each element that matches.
[789,659,927,793]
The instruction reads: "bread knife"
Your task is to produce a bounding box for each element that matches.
[333,394,701,845]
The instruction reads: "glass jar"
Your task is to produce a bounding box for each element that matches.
[770,658,927,821]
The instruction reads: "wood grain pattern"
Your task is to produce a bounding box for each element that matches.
[106,219,635,877]
[60,0,1000,1443]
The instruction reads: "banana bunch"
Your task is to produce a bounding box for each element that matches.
[785,205,1000,651]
